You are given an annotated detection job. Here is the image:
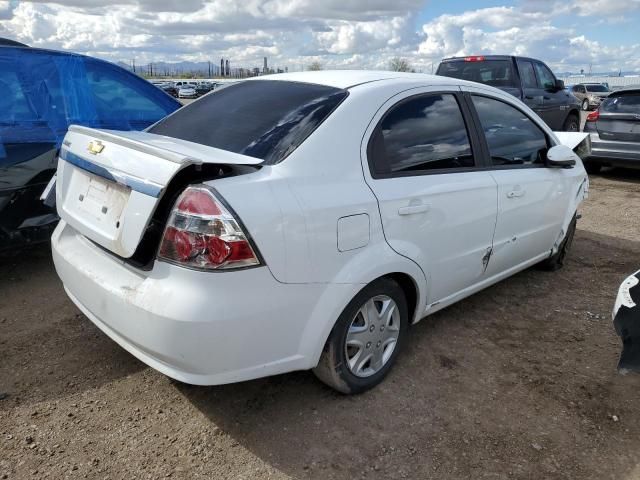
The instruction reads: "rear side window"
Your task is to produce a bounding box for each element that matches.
[472,95,549,166]
[517,60,538,89]
[437,60,517,88]
[601,94,640,113]
[149,80,348,164]
[368,94,474,176]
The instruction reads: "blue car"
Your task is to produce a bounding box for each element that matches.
[0,38,181,250]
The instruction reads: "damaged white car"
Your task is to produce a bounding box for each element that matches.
[51,71,589,393]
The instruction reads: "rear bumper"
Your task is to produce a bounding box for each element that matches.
[585,133,640,167]
[52,221,356,385]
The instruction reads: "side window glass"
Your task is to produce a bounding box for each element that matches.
[517,61,538,89]
[370,94,474,175]
[83,59,173,130]
[471,95,549,166]
[534,63,556,90]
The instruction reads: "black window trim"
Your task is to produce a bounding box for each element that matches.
[462,92,553,171]
[366,90,485,180]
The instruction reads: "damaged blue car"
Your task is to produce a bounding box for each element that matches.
[0,39,180,250]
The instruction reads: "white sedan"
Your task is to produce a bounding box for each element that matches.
[51,71,589,393]
[177,85,197,98]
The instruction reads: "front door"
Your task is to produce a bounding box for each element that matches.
[533,61,570,130]
[362,89,498,305]
[465,92,574,276]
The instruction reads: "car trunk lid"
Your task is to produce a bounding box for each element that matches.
[56,125,261,258]
[595,113,640,142]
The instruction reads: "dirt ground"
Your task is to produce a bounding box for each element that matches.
[1,168,640,480]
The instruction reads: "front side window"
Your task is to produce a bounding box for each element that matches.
[471,95,549,166]
[517,61,538,89]
[534,63,556,90]
[369,94,474,176]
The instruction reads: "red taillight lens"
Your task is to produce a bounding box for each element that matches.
[158,186,260,270]
[586,110,600,122]
[464,55,485,62]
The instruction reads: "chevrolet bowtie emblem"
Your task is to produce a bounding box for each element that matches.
[87,140,105,155]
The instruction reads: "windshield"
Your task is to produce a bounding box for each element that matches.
[437,60,517,88]
[149,80,348,164]
[586,85,609,93]
[601,93,640,113]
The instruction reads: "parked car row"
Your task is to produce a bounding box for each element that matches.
[1,36,637,394]
[151,80,217,99]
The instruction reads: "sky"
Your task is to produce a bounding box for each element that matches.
[1,0,640,73]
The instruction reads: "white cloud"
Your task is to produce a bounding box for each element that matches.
[0,1,639,73]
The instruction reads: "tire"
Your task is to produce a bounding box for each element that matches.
[584,162,602,174]
[582,99,589,111]
[539,214,577,271]
[313,278,409,394]
[563,113,580,132]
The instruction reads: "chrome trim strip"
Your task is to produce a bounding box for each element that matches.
[59,149,163,198]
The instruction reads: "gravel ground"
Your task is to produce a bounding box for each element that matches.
[1,168,640,480]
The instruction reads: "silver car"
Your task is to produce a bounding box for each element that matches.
[571,83,611,111]
[583,87,640,173]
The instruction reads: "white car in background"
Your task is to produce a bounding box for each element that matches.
[51,71,589,394]
[177,85,197,98]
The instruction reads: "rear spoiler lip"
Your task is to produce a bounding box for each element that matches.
[67,125,263,166]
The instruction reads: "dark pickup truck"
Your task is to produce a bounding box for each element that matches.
[437,55,581,132]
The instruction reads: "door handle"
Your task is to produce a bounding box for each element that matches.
[398,204,430,215]
[506,190,525,198]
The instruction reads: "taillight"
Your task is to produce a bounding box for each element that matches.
[464,55,485,62]
[586,110,600,122]
[158,186,261,270]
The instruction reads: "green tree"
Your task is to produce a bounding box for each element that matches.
[308,61,323,71]
[390,57,412,72]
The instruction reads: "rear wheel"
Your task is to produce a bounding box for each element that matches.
[582,99,589,111]
[539,214,577,271]
[313,278,409,394]
[563,113,580,132]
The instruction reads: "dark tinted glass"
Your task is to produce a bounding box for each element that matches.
[533,63,556,89]
[601,94,640,113]
[370,94,473,175]
[517,60,538,89]
[472,95,548,166]
[586,84,609,93]
[437,60,517,88]
[149,80,348,164]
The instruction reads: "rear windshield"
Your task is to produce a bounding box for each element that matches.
[585,84,609,92]
[601,93,640,113]
[437,60,517,88]
[149,80,348,164]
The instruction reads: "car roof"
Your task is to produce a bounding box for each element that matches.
[609,87,640,96]
[248,70,477,90]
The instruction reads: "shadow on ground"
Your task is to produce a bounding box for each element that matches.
[179,230,640,479]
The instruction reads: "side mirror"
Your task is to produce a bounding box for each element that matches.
[546,145,576,168]
[555,79,565,91]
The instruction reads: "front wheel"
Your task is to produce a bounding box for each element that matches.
[313,278,409,394]
[539,214,577,271]
[563,113,580,132]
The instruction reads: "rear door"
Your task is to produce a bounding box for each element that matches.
[463,89,574,275]
[362,88,498,305]
[596,93,640,142]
